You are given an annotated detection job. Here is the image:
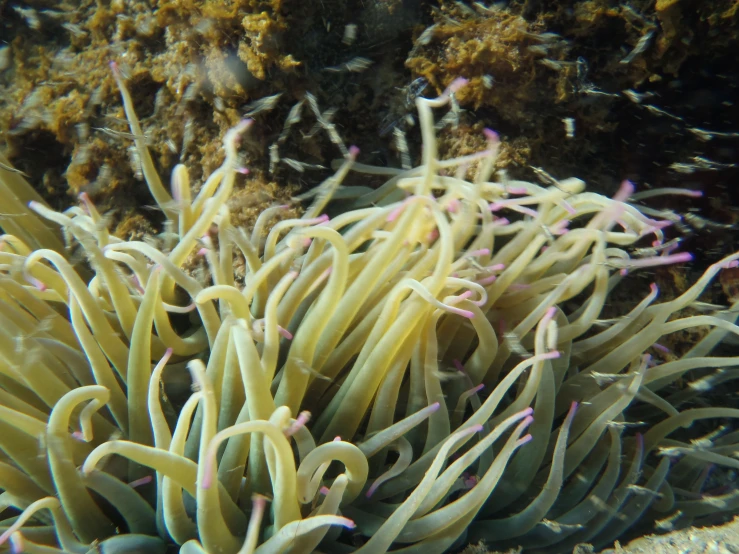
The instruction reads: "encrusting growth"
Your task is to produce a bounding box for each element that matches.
[1,67,739,554]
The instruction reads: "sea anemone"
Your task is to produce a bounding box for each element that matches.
[1,69,739,554]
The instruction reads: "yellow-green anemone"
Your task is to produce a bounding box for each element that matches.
[1,71,739,554]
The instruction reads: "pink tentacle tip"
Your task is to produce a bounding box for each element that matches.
[483,128,500,143]
[27,200,41,211]
[37,279,50,292]
[320,486,331,496]
[722,260,739,269]
[26,274,47,292]
[348,145,360,158]
[447,77,469,94]
[236,166,250,175]
[277,326,293,340]
[477,274,497,286]
[200,448,218,490]
[285,411,311,436]
[519,434,534,446]
[457,308,476,319]
[664,242,680,256]
[652,343,671,354]
[341,518,357,530]
[489,201,505,212]
[521,407,534,417]
[464,475,479,489]
[522,415,534,427]
[71,430,87,442]
[453,359,466,373]
[670,252,693,263]
[446,198,461,213]
[128,475,153,489]
[196,247,208,257]
[333,436,342,442]
[614,180,635,202]
[366,481,380,498]
[550,220,570,235]
[514,205,539,218]
[468,248,491,257]
[649,283,659,294]
[387,204,406,222]
[428,402,442,413]
[558,200,577,215]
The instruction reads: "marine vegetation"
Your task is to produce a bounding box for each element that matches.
[1,69,739,554]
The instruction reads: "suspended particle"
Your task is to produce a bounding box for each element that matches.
[562,117,575,138]
[244,93,283,117]
[342,24,357,45]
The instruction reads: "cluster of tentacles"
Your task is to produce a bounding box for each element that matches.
[1,73,739,554]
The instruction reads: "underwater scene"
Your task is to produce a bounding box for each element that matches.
[1,1,739,553]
